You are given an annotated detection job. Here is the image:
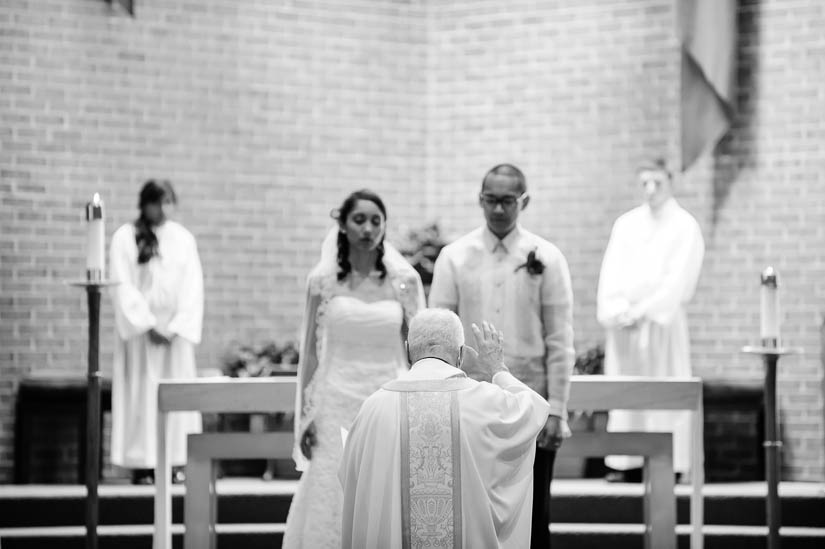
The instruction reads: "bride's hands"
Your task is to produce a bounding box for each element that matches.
[300,421,317,460]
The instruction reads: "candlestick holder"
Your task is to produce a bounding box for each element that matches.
[741,343,801,549]
[67,279,118,549]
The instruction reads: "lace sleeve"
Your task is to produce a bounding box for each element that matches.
[292,274,325,470]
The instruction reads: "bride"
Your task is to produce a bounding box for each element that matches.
[283,189,425,548]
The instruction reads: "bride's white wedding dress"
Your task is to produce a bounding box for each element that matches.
[282,294,408,549]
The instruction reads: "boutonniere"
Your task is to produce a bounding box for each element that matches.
[514,248,545,276]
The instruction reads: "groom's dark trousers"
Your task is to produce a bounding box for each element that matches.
[531,447,557,548]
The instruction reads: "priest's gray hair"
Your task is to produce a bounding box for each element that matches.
[407,309,465,364]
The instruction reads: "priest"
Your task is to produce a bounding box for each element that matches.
[340,310,550,548]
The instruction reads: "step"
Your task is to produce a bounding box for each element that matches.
[0,524,283,549]
[553,524,825,549]
[2,479,822,528]
[1,479,822,549]
[1,524,824,549]
[550,480,825,527]
[0,480,295,527]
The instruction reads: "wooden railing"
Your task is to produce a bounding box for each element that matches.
[153,375,704,549]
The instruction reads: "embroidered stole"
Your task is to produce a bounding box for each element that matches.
[384,378,473,549]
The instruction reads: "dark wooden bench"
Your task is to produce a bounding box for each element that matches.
[702,378,764,481]
[14,373,112,484]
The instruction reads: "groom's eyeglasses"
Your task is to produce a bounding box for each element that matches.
[479,193,526,208]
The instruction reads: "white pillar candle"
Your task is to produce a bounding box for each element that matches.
[86,193,104,282]
[759,266,779,346]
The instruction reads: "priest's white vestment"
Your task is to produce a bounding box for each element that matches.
[597,197,705,473]
[109,220,203,468]
[340,358,550,549]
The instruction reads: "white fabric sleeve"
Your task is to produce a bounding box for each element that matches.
[109,226,156,340]
[541,250,575,419]
[477,374,551,447]
[427,248,458,310]
[542,302,574,418]
[596,218,632,327]
[167,231,204,344]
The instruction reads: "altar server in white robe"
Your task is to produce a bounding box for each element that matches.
[597,158,705,479]
[109,180,203,484]
[340,310,550,549]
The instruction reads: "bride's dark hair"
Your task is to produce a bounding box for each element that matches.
[134,179,177,264]
[334,189,387,281]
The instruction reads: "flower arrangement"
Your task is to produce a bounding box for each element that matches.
[396,222,449,286]
[574,344,604,375]
[221,340,299,377]
[566,343,608,478]
[216,340,300,480]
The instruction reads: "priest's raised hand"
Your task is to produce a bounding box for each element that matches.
[460,321,509,382]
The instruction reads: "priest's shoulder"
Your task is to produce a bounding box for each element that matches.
[358,388,395,416]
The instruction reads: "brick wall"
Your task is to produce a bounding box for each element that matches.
[1,0,823,481]
[686,0,825,480]
[421,0,824,480]
[0,0,429,482]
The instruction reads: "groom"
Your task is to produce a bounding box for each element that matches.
[340,309,550,548]
[429,163,575,547]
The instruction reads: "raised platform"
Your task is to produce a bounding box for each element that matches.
[0,479,823,548]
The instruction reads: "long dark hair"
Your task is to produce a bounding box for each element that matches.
[334,189,387,281]
[134,180,177,264]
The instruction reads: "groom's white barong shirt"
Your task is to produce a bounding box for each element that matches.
[339,358,551,549]
[428,225,574,418]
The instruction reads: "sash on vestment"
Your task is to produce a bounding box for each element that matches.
[383,378,473,549]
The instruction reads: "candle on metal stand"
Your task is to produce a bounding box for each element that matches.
[743,266,800,549]
[86,193,104,282]
[760,266,779,348]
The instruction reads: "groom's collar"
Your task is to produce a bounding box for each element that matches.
[482,224,522,254]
